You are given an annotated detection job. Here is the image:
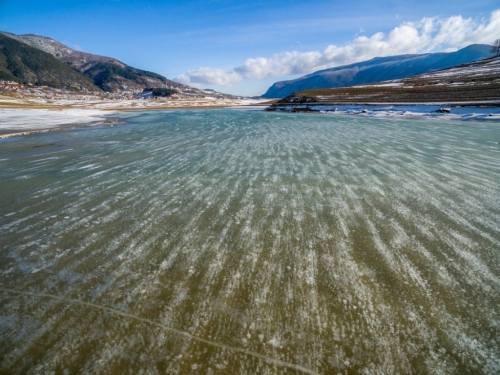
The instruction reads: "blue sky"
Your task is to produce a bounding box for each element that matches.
[1,1,499,96]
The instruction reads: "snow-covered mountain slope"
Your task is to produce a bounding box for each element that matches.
[267,56,500,107]
[262,44,493,98]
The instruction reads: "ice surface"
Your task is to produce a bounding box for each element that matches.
[0,108,113,135]
[0,109,499,374]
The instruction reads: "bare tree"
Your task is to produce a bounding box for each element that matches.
[491,39,500,56]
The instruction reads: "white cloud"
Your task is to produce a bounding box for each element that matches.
[176,68,241,86]
[431,10,500,49]
[176,9,500,87]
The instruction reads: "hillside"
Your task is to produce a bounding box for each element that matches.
[2,32,182,93]
[0,34,99,91]
[262,44,493,98]
[1,32,239,99]
[267,56,500,109]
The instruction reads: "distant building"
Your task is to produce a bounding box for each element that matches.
[132,92,153,99]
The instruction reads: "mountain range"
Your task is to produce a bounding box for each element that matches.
[262,44,493,98]
[1,31,495,101]
[0,32,236,98]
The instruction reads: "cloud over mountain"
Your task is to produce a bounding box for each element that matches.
[176,9,500,87]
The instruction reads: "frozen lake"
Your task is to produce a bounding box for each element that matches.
[1,109,499,374]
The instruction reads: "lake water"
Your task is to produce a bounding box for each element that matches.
[1,109,499,374]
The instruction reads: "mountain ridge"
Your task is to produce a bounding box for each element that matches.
[266,55,500,108]
[0,33,100,91]
[6,32,184,93]
[262,44,493,98]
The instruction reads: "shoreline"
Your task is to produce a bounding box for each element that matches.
[0,96,270,138]
[0,106,271,139]
[2,100,500,140]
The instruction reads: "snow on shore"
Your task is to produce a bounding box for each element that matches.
[0,108,114,137]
